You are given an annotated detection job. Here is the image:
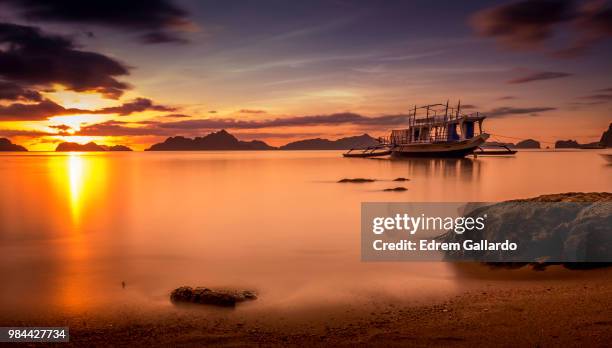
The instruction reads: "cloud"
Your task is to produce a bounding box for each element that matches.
[596,87,612,92]
[0,22,130,99]
[0,81,42,101]
[161,113,191,118]
[507,71,572,84]
[239,109,267,114]
[578,94,612,101]
[486,106,556,117]
[0,99,66,121]
[49,124,72,131]
[498,96,517,100]
[159,113,409,130]
[93,98,176,115]
[2,0,192,44]
[74,120,168,136]
[0,129,54,137]
[471,0,574,48]
[0,97,175,121]
[471,0,612,56]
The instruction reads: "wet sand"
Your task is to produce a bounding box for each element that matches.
[4,267,611,347]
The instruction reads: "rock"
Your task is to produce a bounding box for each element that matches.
[170,286,257,307]
[383,187,408,192]
[393,177,410,182]
[0,138,27,151]
[108,145,132,151]
[555,140,580,149]
[515,139,540,149]
[438,192,612,268]
[599,122,612,147]
[338,178,376,183]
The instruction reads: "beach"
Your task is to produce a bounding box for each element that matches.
[2,266,610,346]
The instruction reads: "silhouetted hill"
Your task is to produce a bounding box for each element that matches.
[0,138,27,151]
[56,142,132,151]
[555,140,580,149]
[146,130,275,151]
[279,134,379,150]
[515,139,540,149]
[600,122,612,147]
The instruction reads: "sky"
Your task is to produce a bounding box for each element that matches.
[0,0,611,150]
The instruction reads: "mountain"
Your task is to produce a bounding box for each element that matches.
[555,140,580,149]
[600,122,612,147]
[279,134,379,150]
[515,139,540,149]
[146,129,275,151]
[0,138,27,151]
[56,142,132,151]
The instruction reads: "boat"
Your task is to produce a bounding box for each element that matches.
[473,144,517,156]
[342,101,490,158]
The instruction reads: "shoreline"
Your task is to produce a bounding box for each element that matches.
[3,267,611,346]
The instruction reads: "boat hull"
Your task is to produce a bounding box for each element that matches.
[392,134,489,158]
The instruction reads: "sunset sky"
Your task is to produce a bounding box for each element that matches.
[0,0,611,150]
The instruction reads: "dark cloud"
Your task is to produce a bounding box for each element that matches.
[507,71,572,84]
[471,0,574,48]
[461,104,478,109]
[0,22,130,99]
[0,129,54,137]
[2,0,192,44]
[486,106,556,117]
[596,87,612,92]
[0,81,42,101]
[94,98,176,116]
[159,113,409,130]
[578,94,612,101]
[0,99,66,121]
[75,120,168,136]
[49,124,72,131]
[471,0,612,56]
[498,96,517,100]
[0,97,175,121]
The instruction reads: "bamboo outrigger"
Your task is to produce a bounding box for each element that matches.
[343,101,490,158]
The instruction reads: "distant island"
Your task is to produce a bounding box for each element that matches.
[146,130,274,151]
[0,138,27,151]
[146,130,380,151]
[554,122,612,149]
[484,139,540,149]
[279,134,378,150]
[56,142,132,152]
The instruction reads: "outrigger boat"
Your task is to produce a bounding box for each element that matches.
[343,101,489,158]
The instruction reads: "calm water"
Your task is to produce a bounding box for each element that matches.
[0,150,610,316]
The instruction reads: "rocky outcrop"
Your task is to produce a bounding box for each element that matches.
[555,139,580,148]
[146,130,274,151]
[599,123,612,147]
[108,145,132,151]
[0,138,27,151]
[56,142,133,151]
[280,134,379,150]
[515,139,540,149]
[170,286,257,307]
[438,192,612,267]
[338,178,376,183]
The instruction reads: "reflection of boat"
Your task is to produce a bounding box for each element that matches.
[601,154,612,163]
[343,101,489,158]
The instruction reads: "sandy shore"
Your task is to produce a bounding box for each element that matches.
[4,266,611,347]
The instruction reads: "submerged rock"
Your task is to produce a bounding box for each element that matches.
[170,286,257,307]
[393,177,410,182]
[338,178,376,183]
[438,192,612,268]
[383,187,408,192]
